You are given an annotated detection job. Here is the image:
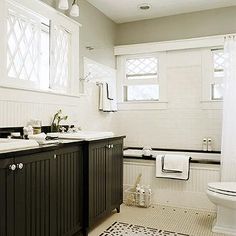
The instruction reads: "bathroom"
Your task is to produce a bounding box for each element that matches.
[0,0,236,235]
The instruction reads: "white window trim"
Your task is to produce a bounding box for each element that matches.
[117,52,168,110]
[115,34,232,111]
[0,0,81,97]
[114,35,226,56]
[201,48,224,109]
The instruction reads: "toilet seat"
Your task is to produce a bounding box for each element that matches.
[208,182,236,196]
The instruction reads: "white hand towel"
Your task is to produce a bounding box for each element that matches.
[106,83,113,100]
[163,154,185,172]
[98,81,117,112]
[28,133,59,145]
[99,83,103,110]
[156,154,191,180]
[107,80,118,111]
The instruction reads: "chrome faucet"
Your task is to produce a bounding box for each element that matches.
[51,110,68,132]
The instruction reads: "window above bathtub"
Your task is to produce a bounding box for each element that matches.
[116,52,168,110]
[201,47,225,109]
[0,0,80,96]
[212,49,225,100]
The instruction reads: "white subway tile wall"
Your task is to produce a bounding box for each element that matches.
[0,49,222,151]
[114,49,223,150]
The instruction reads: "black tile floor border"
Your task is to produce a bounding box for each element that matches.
[99,221,190,236]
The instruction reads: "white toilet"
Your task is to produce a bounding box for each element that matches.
[207,182,236,235]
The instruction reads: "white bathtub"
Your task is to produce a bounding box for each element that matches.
[123,148,221,211]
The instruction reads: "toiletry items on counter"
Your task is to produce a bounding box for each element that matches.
[10,132,22,139]
[202,137,213,152]
[23,125,34,138]
[28,132,59,145]
[31,120,42,134]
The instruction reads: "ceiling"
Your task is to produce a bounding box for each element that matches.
[86,0,236,23]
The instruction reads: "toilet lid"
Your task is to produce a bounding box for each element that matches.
[208,182,236,195]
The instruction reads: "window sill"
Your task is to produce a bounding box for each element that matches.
[201,100,223,110]
[0,84,80,99]
[118,101,168,111]
[0,84,80,105]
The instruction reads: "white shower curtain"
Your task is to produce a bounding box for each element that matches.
[221,36,236,181]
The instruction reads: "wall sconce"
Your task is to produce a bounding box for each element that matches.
[58,0,80,17]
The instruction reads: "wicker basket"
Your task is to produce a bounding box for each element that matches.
[124,187,152,208]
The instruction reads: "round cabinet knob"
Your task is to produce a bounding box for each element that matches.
[110,144,114,148]
[17,163,24,170]
[9,164,16,171]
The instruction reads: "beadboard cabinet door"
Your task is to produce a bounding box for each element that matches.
[0,145,84,236]
[86,137,124,230]
[107,138,123,212]
[0,158,15,236]
[55,146,83,236]
[14,151,57,236]
[88,141,108,227]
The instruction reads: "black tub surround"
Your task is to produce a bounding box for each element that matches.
[0,135,125,236]
[123,147,221,165]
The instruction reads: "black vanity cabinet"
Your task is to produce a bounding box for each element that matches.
[0,144,83,236]
[0,157,16,236]
[0,151,56,236]
[0,136,125,236]
[84,137,124,230]
[55,146,83,236]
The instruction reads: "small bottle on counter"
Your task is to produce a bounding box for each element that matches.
[23,126,34,139]
[33,120,42,134]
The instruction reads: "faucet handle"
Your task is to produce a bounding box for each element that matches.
[60,127,66,133]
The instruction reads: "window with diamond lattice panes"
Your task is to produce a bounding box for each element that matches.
[212,49,225,100]
[50,25,71,92]
[126,57,158,80]
[2,0,80,95]
[123,56,159,101]
[7,6,41,84]
[213,49,225,78]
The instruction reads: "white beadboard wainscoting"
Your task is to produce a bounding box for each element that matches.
[124,159,220,211]
[0,86,115,131]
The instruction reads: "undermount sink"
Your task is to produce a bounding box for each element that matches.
[0,138,39,152]
[48,131,114,141]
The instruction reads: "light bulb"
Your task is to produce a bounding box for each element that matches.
[70,2,80,17]
[58,0,69,10]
